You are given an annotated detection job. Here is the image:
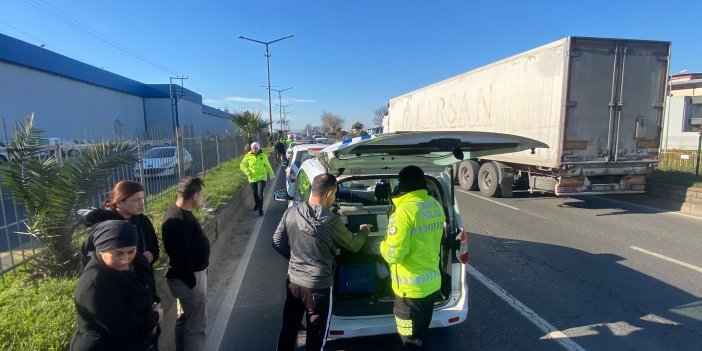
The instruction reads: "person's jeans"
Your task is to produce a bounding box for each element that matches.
[167,270,207,351]
[251,180,266,211]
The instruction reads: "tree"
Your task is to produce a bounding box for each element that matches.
[351,121,364,136]
[372,104,388,127]
[226,110,270,148]
[0,115,138,278]
[321,112,345,135]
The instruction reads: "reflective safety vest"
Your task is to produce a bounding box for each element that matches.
[380,189,445,298]
[239,151,274,183]
[285,138,293,148]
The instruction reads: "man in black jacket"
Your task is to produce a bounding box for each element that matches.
[272,173,372,351]
[162,177,209,351]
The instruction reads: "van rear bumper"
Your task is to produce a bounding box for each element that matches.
[328,281,469,339]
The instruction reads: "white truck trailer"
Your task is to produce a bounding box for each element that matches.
[384,36,670,197]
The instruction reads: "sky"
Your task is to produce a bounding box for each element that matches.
[2,0,700,131]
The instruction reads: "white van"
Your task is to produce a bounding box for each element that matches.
[274,131,546,339]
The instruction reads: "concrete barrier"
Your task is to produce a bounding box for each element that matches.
[646,182,702,217]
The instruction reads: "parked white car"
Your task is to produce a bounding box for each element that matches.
[275,131,546,339]
[284,143,327,196]
[134,146,192,178]
[0,142,7,162]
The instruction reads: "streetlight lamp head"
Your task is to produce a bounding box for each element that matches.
[237,35,244,39]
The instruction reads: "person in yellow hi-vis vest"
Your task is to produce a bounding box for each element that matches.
[380,165,445,350]
[239,142,275,216]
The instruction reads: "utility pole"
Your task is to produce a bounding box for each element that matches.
[170,76,188,179]
[281,106,292,132]
[270,87,293,135]
[237,34,294,137]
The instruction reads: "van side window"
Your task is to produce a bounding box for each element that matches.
[295,170,312,202]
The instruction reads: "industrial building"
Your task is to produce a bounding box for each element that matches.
[0,32,233,143]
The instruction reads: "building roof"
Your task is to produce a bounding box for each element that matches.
[0,32,201,104]
[202,105,229,119]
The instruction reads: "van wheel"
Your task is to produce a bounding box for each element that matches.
[458,160,479,191]
[478,162,500,197]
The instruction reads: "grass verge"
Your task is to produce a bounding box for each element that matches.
[650,168,702,188]
[0,150,262,351]
[0,271,76,351]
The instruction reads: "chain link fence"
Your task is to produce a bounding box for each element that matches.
[659,136,702,173]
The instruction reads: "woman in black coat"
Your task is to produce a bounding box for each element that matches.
[80,180,159,271]
[71,220,162,351]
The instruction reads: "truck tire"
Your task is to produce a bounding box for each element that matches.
[458,160,479,191]
[478,162,500,197]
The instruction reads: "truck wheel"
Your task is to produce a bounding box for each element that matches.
[458,160,479,191]
[478,162,500,197]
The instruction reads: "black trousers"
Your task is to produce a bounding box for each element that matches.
[277,280,333,351]
[393,291,438,350]
[251,180,266,210]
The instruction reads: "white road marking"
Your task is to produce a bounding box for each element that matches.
[630,246,702,274]
[467,265,587,351]
[456,189,549,219]
[544,321,642,338]
[205,181,277,350]
[457,189,520,210]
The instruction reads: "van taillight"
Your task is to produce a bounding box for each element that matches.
[456,229,469,264]
[289,169,296,183]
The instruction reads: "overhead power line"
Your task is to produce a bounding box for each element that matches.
[20,0,180,75]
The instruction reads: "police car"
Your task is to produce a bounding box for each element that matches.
[274,131,546,339]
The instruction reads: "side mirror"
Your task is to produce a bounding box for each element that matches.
[274,189,292,202]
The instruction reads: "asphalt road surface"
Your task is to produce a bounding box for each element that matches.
[206,180,702,351]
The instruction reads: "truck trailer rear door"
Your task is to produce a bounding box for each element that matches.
[563,37,670,164]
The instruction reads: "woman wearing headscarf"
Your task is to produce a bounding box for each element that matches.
[80,180,159,270]
[71,220,162,351]
[239,141,275,216]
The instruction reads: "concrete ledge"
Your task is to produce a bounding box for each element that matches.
[647,182,702,217]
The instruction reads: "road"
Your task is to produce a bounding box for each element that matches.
[207,177,702,351]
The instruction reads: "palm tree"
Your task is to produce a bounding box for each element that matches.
[226,110,270,149]
[0,115,138,278]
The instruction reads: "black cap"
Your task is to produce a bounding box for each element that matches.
[92,220,138,252]
[397,165,426,193]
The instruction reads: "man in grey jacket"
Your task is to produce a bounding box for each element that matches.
[273,173,372,351]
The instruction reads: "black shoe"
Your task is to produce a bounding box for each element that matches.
[258,209,264,216]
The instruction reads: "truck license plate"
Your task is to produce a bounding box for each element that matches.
[590,185,614,192]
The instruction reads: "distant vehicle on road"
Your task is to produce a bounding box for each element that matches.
[134,146,192,178]
[284,143,326,196]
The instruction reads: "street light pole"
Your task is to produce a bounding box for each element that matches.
[271,87,293,134]
[238,34,293,138]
